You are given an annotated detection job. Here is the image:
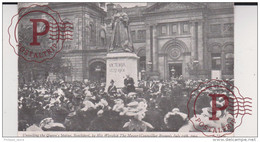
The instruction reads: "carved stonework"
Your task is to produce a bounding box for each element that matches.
[145,3,205,13]
[168,47,182,60]
[109,5,134,53]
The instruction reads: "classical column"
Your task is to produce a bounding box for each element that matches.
[221,50,225,72]
[158,53,167,80]
[197,21,205,70]
[145,24,151,72]
[152,24,158,72]
[190,21,198,61]
[203,20,209,71]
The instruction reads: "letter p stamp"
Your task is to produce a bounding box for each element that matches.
[8,4,73,63]
[187,79,252,137]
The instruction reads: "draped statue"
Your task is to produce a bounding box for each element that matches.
[109,5,134,53]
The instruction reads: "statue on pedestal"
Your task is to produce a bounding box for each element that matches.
[109,5,134,53]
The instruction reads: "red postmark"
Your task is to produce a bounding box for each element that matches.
[8,4,73,63]
[187,79,252,137]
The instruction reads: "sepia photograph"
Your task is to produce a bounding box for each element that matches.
[15,2,237,133]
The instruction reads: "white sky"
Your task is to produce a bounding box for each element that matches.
[19,2,148,8]
[113,3,147,8]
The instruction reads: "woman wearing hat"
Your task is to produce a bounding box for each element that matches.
[122,99,154,131]
[164,108,188,131]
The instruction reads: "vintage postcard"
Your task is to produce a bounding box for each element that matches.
[2,2,258,139]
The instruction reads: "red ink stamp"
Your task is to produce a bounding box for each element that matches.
[8,4,73,63]
[187,79,252,137]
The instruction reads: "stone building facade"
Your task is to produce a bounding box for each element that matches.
[117,3,234,80]
[21,3,234,81]
[48,3,108,81]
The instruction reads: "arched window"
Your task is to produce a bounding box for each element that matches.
[223,43,234,74]
[225,53,234,72]
[90,23,96,46]
[89,61,106,82]
[139,56,146,71]
[211,53,221,70]
[209,44,222,70]
[61,20,73,39]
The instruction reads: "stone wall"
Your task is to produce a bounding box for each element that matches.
[25,3,234,81]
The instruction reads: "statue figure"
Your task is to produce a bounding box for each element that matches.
[109,5,134,53]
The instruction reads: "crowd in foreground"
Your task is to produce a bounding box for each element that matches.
[18,75,235,132]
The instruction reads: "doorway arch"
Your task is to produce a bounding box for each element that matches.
[89,61,106,82]
[162,39,188,79]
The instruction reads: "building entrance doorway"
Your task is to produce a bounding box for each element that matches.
[169,63,182,78]
[89,61,106,82]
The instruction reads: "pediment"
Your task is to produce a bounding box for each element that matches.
[145,2,206,14]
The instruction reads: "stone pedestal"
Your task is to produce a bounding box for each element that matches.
[106,52,139,88]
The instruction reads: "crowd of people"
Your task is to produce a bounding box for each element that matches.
[18,75,235,132]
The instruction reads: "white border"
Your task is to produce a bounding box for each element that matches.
[1,1,258,141]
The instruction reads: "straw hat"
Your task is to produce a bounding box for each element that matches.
[90,83,96,89]
[43,122,66,131]
[95,99,108,109]
[164,108,187,124]
[39,118,54,128]
[127,92,137,98]
[124,100,147,120]
[81,100,95,111]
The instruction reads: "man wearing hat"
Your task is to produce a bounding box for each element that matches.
[124,74,135,93]
[108,80,117,96]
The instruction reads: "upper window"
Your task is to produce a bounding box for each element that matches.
[210,24,221,35]
[160,25,167,35]
[63,21,73,39]
[211,53,221,70]
[181,22,190,34]
[171,24,178,35]
[90,23,96,46]
[131,31,136,42]
[223,23,234,36]
[137,30,146,42]
[225,53,234,72]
